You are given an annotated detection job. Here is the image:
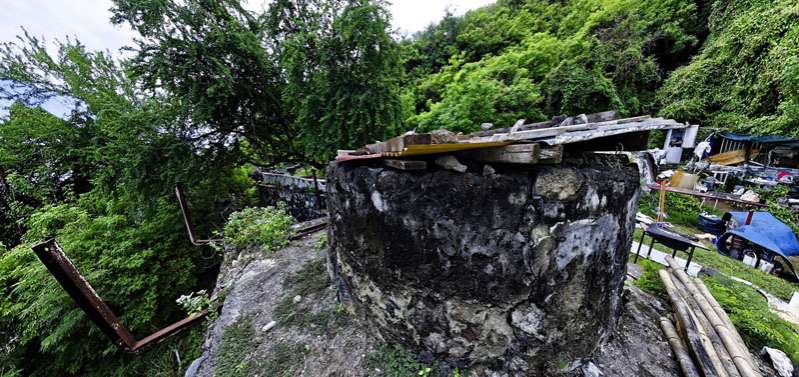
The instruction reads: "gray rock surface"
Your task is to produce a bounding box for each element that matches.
[184,228,697,376]
[326,154,642,374]
[761,346,795,377]
[188,232,371,377]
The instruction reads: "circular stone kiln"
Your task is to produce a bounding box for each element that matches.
[326,154,640,374]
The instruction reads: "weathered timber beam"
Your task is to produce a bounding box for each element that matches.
[539,144,563,163]
[367,133,433,154]
[542,118,685,145]
[458,143,563,165]
[469,110,619,137]
[464,143,540,164]
[383,159,427,171]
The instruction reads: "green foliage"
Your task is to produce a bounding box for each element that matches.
[176,290,212,316]
[284,0,404,162]
[261,341,305,377]
[316,235,328,251]
[690,246,799,302]
[0,194,211,376]
[631,256,666,296]
[367,343,432,377]
[638,191,711,226]
[0,27,255,376]
[703,275,799,364]
[658,0,799,135]
[406,0,703,132]
[634,227,799,301]
[222,206,295,251]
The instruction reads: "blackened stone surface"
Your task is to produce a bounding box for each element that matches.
[326,155,642,374]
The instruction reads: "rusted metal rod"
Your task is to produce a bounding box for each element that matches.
[31,239,208,353]
[289,217,328,240]
[175,184,221,246]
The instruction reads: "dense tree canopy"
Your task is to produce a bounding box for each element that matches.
[403,0,706,133]
[657,0,799,136]
[0,1,401,376]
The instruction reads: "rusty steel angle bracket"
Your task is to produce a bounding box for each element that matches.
[175,184,222,246]
[31,239,208,352]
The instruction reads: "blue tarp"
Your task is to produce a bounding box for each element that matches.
[718,212,799,258]
[719,132,799,145]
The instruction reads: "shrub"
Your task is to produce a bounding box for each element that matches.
[0,195,207,376]
[632,257,666,297]
[638,191,719,227]
[366,343,432,377]
[222,206,295,251]
[176,290,212,316]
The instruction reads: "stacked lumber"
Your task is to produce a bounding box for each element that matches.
[658,256,761,377]
[335,113,688,163]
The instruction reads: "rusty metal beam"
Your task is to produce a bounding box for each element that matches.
[175,184,221,246]
[289,217,328,240]
[31,239,208,353]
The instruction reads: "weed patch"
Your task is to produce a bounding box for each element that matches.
[703,275,799,364]
[261,341,305,377]
[630,256,666,297]
[215,316,257,377]
[275,258,344,334]
[222,206,295,251]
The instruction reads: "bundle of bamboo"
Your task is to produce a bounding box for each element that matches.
[658,256,761,377]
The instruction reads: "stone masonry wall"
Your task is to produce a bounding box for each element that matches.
[326,154,641,375]
[256,172,326,221]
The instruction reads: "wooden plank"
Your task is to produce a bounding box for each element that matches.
[469,111,620,138]
[383,159,427,171]
[708,149,760,166]
[366,133,433,154]
[335,153,383,161]
[467,143,540,164]
[472,116,658,143]
[539,144,564,163]
[543,118,686,145]
[383,142,510,157]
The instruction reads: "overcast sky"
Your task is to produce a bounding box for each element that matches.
[0,0,496,55]
[0,0,494,117]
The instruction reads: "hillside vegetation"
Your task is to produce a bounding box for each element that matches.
[1,0,798,376]
[403,0,799,136]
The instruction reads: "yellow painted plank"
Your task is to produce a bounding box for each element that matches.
[383,142,511,157]
[708,149,760,166]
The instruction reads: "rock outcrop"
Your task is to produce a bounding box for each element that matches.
[326,154,642,374]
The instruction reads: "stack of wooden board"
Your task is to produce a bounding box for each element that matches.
[335,114,689,164]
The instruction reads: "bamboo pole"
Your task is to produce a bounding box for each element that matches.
[671,271,741,377]
[664,257,761,377]
[660,317,702,377]
[659,270,728,377]
[694,276,753,366]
